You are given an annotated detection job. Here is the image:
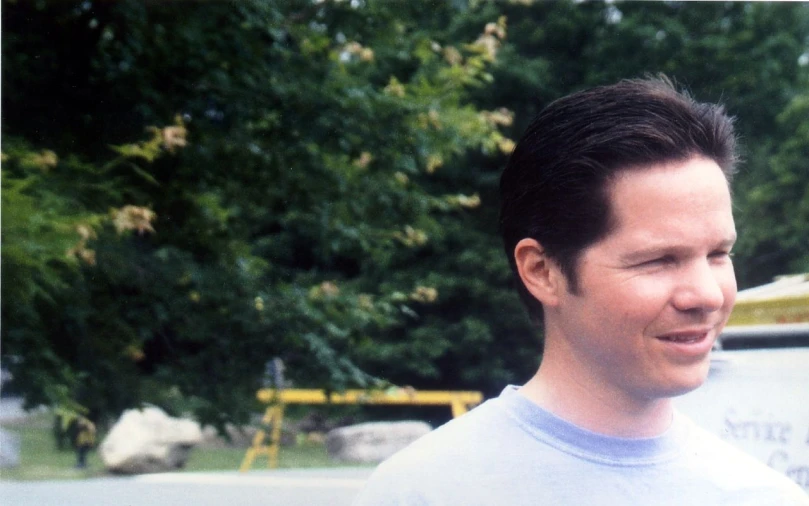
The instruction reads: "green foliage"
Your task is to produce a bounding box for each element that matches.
[2,0,534,428]
[734,91,809,283]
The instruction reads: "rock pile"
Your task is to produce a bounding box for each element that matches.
[326,421,431,464]
[100,406,202,474]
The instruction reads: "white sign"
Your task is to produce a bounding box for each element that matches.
[675,348,809,491]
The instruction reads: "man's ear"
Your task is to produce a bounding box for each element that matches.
[514,238,564,308]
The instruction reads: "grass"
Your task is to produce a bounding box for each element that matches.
[1,414,106,481]
[183,441,364,472]
[1,412,365,481]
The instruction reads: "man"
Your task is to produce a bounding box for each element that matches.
[74,415,96,469]
[353,77,809,505]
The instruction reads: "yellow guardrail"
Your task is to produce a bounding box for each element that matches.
[239,388,483,472]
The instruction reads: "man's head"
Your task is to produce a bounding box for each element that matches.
[500,77,738,322]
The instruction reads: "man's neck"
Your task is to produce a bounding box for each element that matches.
[519,355,674,438]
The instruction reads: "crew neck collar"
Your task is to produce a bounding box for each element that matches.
[499,385,688,466]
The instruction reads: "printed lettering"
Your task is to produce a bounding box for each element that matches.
[723,409,792,444]
[767,450,809,490]
[788,465,809,489]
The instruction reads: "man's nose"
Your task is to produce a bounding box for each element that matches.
[672,260,725,313]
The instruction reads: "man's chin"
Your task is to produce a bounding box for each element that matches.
[653,360,713,399]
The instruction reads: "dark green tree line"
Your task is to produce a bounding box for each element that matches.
[2,0,536,427]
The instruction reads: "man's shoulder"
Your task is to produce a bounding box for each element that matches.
[372,395,509,471]
[352,395,518,505]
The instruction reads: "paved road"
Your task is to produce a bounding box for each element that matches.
[1,468,375,506]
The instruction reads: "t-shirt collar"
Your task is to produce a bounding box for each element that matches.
[499,385,688,465]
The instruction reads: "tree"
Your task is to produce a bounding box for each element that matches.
[2,0,535,427]
[734,91,809,283]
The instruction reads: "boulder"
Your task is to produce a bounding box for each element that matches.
[199,424,261,449]
[99,406,202,474]
[0,428,21,468]
[294,412,357,434]
[199,423,299,449]
[325,421,431,464]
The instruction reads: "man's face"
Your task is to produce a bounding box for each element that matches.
[550,157,737,402]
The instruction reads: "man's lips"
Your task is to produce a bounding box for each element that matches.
[656,329,712,343]
[654,327,719,360]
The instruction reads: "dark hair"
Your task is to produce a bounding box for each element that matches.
[499,76,738,322]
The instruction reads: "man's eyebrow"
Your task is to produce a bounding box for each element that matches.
[718,234,738,248]
[620,234,738,263]
[619,245,684,263]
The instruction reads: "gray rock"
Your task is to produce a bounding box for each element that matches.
[326,421,431,464]
[0,396,47,425]
[99,406,202,474]
[0,428,21,468]
[199,424,257,449]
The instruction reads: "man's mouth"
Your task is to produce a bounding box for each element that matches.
[656,329,711,344]
[658,332,708,344]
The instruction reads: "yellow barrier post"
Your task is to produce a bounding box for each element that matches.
[239,404,285,472]
[268,404,285,468]
[240,388,483,472]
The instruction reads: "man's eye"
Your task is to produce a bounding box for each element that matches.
[709,251,733,261]
[640,255,674,267]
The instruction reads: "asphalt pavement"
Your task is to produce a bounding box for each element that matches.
[1,467,375,506]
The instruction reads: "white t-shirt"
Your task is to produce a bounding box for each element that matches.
[353,386,809,505]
